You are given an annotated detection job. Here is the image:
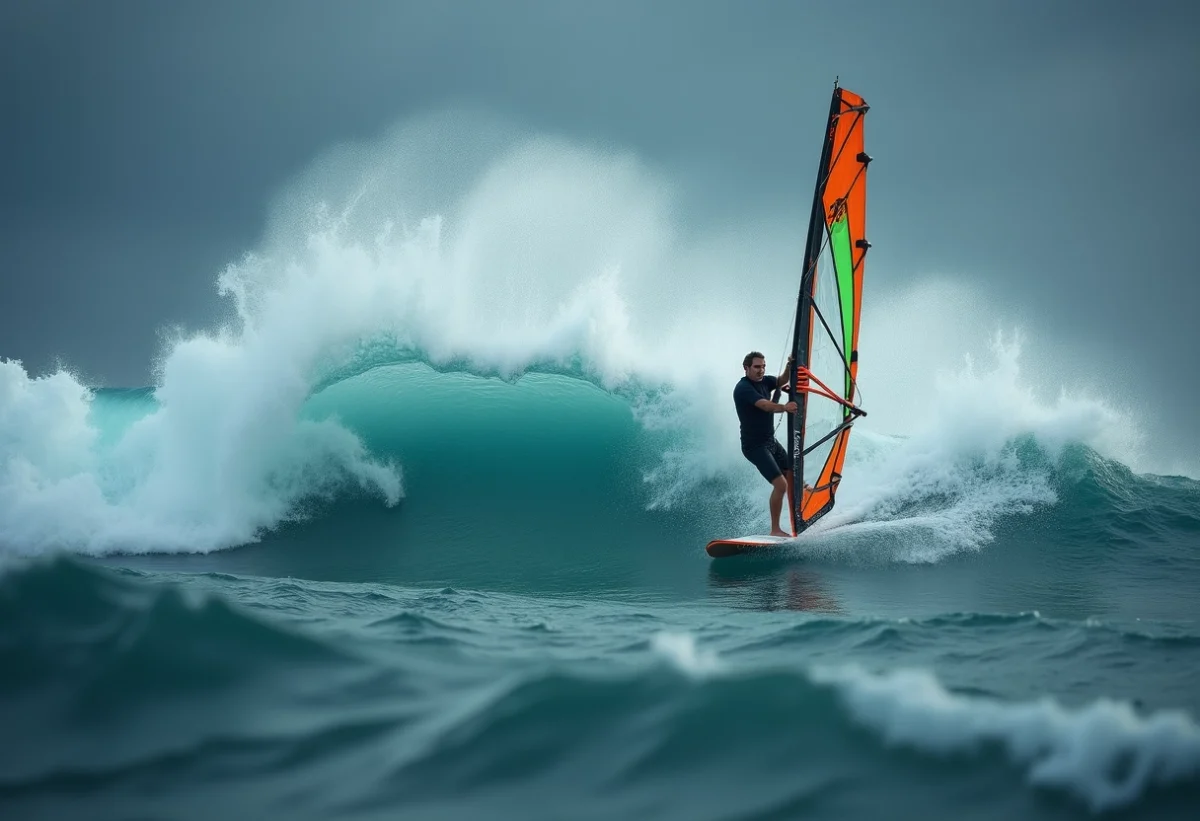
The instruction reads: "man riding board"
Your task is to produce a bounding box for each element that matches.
[733,351,798,538]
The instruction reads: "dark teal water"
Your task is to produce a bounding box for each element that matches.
[2,363,1199,820]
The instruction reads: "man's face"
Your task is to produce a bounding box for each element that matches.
[744,357,766,381]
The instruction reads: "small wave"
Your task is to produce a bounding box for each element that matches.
[811,663,1200,812]
[643,629,1200,811]
[0,557,355,708]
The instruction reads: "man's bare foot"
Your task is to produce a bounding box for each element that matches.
[769,529,790,538]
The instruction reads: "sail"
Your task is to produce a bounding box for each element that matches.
[787,83,871,533]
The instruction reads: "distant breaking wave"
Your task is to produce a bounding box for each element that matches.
[0,118,1180,559]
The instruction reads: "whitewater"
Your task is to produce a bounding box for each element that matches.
[2,111,1198,819]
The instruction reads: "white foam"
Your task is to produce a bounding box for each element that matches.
[651,632,721,676]
[812,664,1200,811]
[639,316,1140,560]
[810,330,1138,560]
[640,631,1199,810]
[0,356,401,555]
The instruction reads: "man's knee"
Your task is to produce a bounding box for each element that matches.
[771,475,788,493]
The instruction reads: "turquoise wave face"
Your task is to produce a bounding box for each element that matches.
[305,363,646,501]
[73,361,1200,626]
[245,362,725,593]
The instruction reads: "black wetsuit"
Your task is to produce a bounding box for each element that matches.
[733,375,791,482]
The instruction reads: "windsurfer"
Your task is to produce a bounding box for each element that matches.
[734,351,797,538]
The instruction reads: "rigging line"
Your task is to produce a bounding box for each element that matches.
[772,302,799,434]
[841,161,868,219]
[807,160,871,405]
[828,147,871,405]
[797,105,863,294]
[796,263,864,414]
[818,107,866,201]
[778,299,799,388]
[808,291,857,401]
[795,127,866,304]
[802,415,858,458]
[797,210,834,297]
[841,162,870,280]
[808,295,865,410]
[788,227,842,427]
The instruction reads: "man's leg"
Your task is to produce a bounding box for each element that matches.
[744,443,791,537]
[769,474,789,537]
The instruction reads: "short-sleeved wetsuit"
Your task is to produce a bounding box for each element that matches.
[733,375,791,482]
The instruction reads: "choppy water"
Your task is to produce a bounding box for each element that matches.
[2,361,1198,820]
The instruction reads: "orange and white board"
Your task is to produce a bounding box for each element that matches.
[704,535,793,558]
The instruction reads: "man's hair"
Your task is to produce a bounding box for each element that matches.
[742,351,765,369]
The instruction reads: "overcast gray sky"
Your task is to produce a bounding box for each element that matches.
[2,0,1198,465]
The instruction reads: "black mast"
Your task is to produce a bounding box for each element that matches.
[788,82,842,534]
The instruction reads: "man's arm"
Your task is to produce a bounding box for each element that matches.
[755,397,797,413]
[776,356,794,394]
[736,378,797,414]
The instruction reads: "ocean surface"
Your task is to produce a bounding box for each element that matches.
[3,131,1200,819]
[3,356,1199,821]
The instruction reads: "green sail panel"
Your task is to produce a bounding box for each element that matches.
[829,214,855,402]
